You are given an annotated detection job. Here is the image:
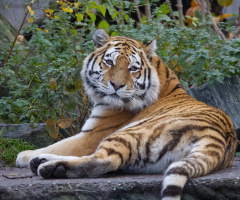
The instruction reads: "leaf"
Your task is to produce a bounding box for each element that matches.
[142,15,147,25]
[70,29,77,35]
[124,14,129,21]
[27,6,34,16]
[75,13,83,22]
[98,20,109,30]
[62,6,73,13]
[74,2,80,9]
[28,17,34,23]
[46,119,58,139]
[111,10,118,20]
[88,13,96,22]
[48,9,54,15]
[54,15,60,20]
[90,1,97,8]
[97,5,106,17]
[58,118,72,129]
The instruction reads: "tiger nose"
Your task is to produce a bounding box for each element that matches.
[110,81,125,91]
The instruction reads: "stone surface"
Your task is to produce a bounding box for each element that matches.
[188,75,240,131]
[0,123,55,148]
[0,157,239,200]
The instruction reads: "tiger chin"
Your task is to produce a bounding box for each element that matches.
[16,29,237,200]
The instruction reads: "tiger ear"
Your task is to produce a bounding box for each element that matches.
[144,39,157,56]
[93,29,110,48]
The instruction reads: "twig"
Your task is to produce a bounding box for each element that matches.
[145,0,151,24]
[166,0,177,25]
[118,1,125,24]
[176,0,184,27]
[3,2,33,69]
[196,0,226,41]
[14,45,37,73]
[133,0,142,24]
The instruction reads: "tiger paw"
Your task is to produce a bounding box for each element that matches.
[16,150,34,168]
[30,157,48,174]
[38,161,67,178]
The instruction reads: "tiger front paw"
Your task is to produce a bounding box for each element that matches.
[30,157,48,174]
[37,161,67,178]
[16,150,34,168]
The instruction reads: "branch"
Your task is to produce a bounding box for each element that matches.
[166,0,177,25]
[176,0,184,27]
[196,0,226,41]
[133,0,142,24]
[145,0,151,24]
[3,2,33,69]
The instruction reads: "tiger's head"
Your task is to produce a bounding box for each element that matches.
[81,29,160,112]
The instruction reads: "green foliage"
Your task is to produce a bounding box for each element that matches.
[0,129,35,166]
[0,1,239,134]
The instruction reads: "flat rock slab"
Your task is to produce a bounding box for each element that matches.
[0,158,240,200]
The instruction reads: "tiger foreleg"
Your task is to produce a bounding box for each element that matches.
[35,151,122,179]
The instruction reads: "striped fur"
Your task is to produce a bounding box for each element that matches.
[16,29,238,200]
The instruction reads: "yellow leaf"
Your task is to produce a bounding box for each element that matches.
[36,28,42,31]
[58,118,72,129]
[46,119,58,139]
[62,6,73,13]
[54,15,60,20]
[28,17,34,23]
[49,78,57,90]
[27,6,34,16]
[44,29,49,33]
[222,13,232,18]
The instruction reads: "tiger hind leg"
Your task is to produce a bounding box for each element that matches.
[161,151,228,200]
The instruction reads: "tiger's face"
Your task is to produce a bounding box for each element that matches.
[81,29,160,112]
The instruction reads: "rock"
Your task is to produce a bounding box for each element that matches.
[0,123,55,148]
[188,75,240,131]
[0,157,239,200]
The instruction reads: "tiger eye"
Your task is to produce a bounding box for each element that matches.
[105,60,113,66]
[129,66,138,71]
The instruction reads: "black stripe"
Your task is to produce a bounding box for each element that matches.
[81,129,93,132]
[94,103,109,107]
[165,64,169,79]
[157,59,161,70]
[166,167,189,178]
[167,84,184,95]
[161,185,182,198]
[102,147,124,165]
[105,137,132,164]
[90,115,107,119]
[87,53,95,68]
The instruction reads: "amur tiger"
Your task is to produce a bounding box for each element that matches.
[16,29,238,200]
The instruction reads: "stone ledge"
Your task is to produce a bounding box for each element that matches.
[0,158,239,200]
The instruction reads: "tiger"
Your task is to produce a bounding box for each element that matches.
[16,29,238,200]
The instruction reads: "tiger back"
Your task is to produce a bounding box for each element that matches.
[16,29,238,200]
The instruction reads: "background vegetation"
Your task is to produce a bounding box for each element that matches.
[0,0,240,140]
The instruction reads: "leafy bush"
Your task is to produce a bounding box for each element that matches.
[0,0,239,137]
